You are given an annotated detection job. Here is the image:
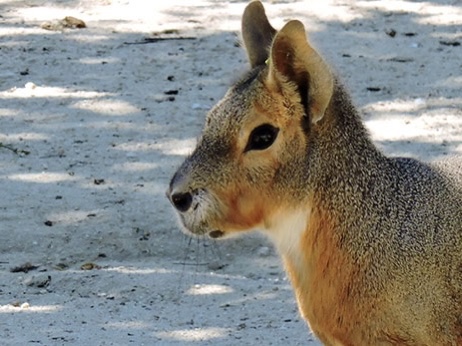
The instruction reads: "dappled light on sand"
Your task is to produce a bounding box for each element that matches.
[0,304,62,314]
[6,172,76,183]
[71,99,140,116]
[114,138,196,156]
[357,0,462,25]
[186,284,234,296]
[155,327,229,342]
[0,85,108,99]
[104,266,175,275]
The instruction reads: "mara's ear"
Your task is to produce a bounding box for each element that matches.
[267,20,334,123]
[242,1,277,68]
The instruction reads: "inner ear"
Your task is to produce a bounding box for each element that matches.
[241,1,277,68]
[270,37,311,116]
[267,20,334,124]
[270,37,294,78]
[297,71,310,120]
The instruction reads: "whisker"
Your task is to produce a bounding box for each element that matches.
[174,234,194,303]
[201,237,209,267]
[209,238,223,261]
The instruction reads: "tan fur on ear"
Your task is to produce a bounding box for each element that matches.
[267,20,334,123]
[242,1,277,68]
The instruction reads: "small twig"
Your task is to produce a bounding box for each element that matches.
[124,37,196,45]
[10,262,39,273]
[439,40,460,47]
[173,261,208,266]
[0,142,30,156]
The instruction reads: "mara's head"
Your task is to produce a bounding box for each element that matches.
[167,1,334,239]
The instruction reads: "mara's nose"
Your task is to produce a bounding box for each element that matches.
[170,191,193,213]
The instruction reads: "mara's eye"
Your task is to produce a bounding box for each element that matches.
[245,124,279,152]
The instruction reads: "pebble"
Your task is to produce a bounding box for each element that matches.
[24,274,51,288]
[20,302,30,309]
[25,82,36,89]
[207,260,225,270]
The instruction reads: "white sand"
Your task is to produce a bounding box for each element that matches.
[1,0,461,345]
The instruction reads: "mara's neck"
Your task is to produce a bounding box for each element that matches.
[307,80,392,220]
[266,81,393,322]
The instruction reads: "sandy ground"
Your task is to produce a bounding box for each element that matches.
[0,0,461,345]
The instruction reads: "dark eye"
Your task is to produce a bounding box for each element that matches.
[245,124,279,152]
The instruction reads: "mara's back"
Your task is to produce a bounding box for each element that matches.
[372,156,462,345]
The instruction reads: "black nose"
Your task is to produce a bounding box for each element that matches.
[171,192,193,212]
